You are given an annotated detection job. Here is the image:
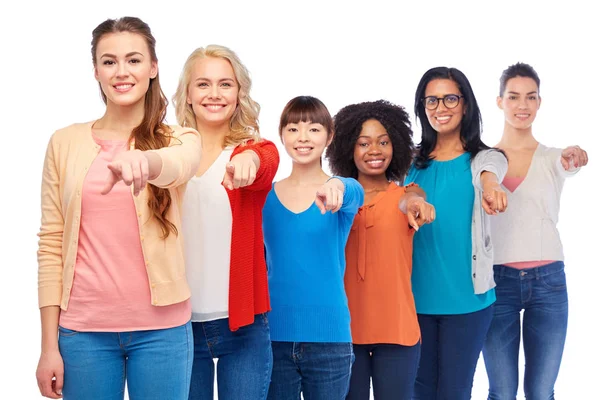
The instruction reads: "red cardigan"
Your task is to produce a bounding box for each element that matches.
[225,139,279,331]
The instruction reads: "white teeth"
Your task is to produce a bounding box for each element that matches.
[366,160,384,166]
[115,84,132,90]
[437,116,451,121]
[205,105,224,111]
[296,147,312,153]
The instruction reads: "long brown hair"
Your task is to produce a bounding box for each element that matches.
[91,17,176,238]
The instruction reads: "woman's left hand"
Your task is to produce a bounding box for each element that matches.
[561,145,588,170]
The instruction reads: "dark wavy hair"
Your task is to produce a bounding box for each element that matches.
[499,62,540,96]
[413,66,493,169]
[326,100,413,182]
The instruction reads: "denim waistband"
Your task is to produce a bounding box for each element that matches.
[493,261,565,279]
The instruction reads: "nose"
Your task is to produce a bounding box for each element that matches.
[209,84,220,99]
[435,100,448,112]
[298,128,310,142]
[116,61,129,78]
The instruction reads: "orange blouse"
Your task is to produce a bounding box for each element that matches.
[345,182,420,345]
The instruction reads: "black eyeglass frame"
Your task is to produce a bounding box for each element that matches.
[421,94,464,110]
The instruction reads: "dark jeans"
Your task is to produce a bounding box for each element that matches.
[188,314,272,400]
[483,262,568,400]
[414,305,494,400]
[268,341,354,400]
[347,342,421,400]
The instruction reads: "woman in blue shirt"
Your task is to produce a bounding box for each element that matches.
[262,96,364,400]
[406,67,508,400]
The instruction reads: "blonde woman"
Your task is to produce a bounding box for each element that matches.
[173,45,279,400]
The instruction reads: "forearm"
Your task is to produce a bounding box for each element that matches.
[399,191,424,214]
[40,306,60,353]
[144,151,163,180]
[480,171,501,189]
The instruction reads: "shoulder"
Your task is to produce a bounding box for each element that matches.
[51,121,94,143]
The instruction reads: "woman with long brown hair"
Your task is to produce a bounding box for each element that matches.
[35,17,201,400]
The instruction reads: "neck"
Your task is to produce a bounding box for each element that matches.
[357,172,389,190]
[497,122,537,149]
[96,99,146,139]
[196,119,229,151]
[288,159,329,184]
[434,130,463,153]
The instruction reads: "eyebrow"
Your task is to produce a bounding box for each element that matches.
[508,91,538,95]
[194,77,236,82]
[100,51,144,58]
[358,133,390,139]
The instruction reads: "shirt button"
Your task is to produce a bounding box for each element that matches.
[145,261,149,266]
[472,273,476,278]
[140,236,144,241]
[138,212,142,217]
[520,271,526,276]
[151,283,156,288]
[472,255,477,260]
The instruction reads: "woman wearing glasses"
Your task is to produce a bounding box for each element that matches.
[482,63,588,400]
[406,67,508,400]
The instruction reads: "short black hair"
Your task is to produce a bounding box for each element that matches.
[499,62,541,96]
[326,100,414,182]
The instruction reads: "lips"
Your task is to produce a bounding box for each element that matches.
[203,104,226,111]
[515,113,530,121]
[365,159,385,168]
[294,146,314,154]
[435,115,451,124]
[113,83,134,93]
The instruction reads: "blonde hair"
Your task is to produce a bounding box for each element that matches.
[173,45,261,147]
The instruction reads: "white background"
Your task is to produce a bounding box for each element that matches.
[1,0,597,398]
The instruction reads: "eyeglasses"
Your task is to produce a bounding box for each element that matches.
[422,94,464,110]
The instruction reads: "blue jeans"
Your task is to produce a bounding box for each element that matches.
[58,320,193,400]
[189,314,272,400]
[483,262,568,400]
[268,341,354,400]
[414,305,494,400]
[347,342,421,400]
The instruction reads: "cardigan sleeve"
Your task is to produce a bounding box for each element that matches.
[147,126,202,189]
[546,146,580,179]
[471,149,508,191]
[37,134,65,308]
[231,139,280,192]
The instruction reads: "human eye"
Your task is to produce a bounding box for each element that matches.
[508,95,517,100]
[287,127,298,132]
[528,95,538,100]
[424,96,437,106]
[445,94,459,105]
[103,60,115,65]
[129,58,141,64]
[197,82,208,87]
[380,140,389,146]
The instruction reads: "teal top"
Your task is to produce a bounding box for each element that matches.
[406,153,495,314]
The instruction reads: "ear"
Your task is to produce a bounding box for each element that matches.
[150,61,158,79]
[496,96,503,110]
[186,91,192,105]
[326,130,335,147]
[538,96,542,109]
[94,66,99,81]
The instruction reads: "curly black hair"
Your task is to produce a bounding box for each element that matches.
[325,100,414,182]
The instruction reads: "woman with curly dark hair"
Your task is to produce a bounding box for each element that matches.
[326,100,435,400]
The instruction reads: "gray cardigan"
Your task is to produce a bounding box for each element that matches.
[470,150,508,294]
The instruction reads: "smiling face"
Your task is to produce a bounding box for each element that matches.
[498,76,541,130]
[353,119,393,179]
[424,78,465,137]
[186,56,239,128]
[94,32,157,108]
[281,121,331,166]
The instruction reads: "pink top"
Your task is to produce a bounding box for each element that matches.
[501,176,555,270]
[59,135,190,331]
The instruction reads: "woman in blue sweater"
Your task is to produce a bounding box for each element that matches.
[262,96,364,400]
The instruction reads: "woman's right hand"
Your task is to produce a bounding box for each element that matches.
[36,349,64,398]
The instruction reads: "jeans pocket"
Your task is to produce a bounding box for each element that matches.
[58,326,79,337]
[540,269,567,291]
